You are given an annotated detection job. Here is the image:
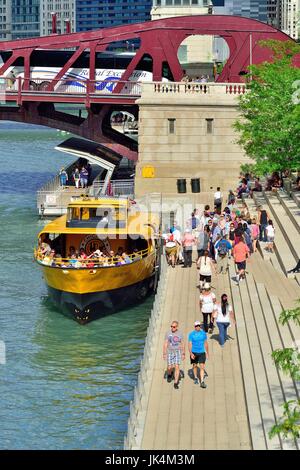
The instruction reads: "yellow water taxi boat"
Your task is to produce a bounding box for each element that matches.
[34,196,159,323]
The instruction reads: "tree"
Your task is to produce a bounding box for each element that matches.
[269,300,300,440]
[234,40,300,176]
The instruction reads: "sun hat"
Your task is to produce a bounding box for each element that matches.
[194,320,201,326]
[203,282,211,290]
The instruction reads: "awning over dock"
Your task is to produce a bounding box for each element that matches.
[55,137,123,168]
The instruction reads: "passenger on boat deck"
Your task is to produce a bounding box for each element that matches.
[40,241,51,256]
[122,252,132,264]
[117,247,124,256]
[68,246,76,258]
[89,249,102,259]
[52,254,63,267]
[69,254,77,267]
[79,248,87,260]
[43,249,56,266]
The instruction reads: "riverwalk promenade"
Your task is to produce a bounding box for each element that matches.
[125,202,300,450]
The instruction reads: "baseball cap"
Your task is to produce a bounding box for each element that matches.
[194,320,201,326]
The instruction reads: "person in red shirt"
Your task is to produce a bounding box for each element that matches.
[233,238,250,283]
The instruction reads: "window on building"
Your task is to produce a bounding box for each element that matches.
[168,118,176,134]
[206,118,214,134]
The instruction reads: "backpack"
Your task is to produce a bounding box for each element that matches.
[218,239,229,257]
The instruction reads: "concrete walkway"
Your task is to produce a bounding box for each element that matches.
[138,250,300,450]
[140,256,251,450]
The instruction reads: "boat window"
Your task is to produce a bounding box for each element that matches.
[66,205,128,228]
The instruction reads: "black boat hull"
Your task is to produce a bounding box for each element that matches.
[47,276,155,324]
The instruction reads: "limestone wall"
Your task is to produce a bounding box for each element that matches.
[135,82,251,198]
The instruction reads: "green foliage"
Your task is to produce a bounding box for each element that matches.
[234,40,300,175]
[270,298,300,440]
[279,299,300,327]
[269,400,300,440]
[272,348,300,381]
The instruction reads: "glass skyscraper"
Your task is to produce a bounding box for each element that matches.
[11,0,40,39]
[76,0,153,32]
[212,0,268,22]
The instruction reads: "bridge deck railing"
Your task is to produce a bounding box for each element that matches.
[0,76,247,99]
[0,76,143,96]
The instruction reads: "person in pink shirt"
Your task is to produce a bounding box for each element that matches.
[233,238,250,283]
[250,218,259,253]
[182,229,196,267]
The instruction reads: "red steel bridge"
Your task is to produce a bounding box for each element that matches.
[0,15,299,161]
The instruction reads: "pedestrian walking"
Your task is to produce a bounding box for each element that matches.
[196,225,210,259]
[188,321,209,388]
[182,228,196,268]
[250,217,259,252]
[215,235,231,274]
[163,321,185,389]
[257,205,269,242]
[80,166,89,188]
[199,283,216,333]
[73,167,80,189]
[232,237,250,284]
[214,294,235,347]
[214,187,223,213]
[196,250,215,289]
[266,219,275,253]
[59,167,68,186]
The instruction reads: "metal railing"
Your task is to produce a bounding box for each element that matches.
[1,76,142,96]
[34,246,151,268]
[89,179,135,198]
[124,254,168,450]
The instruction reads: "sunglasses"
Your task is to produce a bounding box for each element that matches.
[171,325,177,329]
[195,325,201,328]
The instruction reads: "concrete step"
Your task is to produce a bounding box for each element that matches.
[253,281,298,450]
[228,260,266,449]
[242,196,283,271]
[238,275,281,449]
[291,191,300,208]
[264,192,300,261]
[247,252,300,309]
[276,192,300,234]
[252,192,297,276]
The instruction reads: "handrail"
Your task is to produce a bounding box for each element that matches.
[1,76,142,96]
[34,247,152,268]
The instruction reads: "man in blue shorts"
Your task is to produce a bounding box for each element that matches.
[188,321,209,388]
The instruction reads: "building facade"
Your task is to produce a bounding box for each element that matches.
[76,0,152,32]
[40,0,76,36]
[0,0,12,40]
[11,0,40,39]
[212,0,268,22]
[135,83,251,198]
[151,0,214,66]
[279,0,299,39]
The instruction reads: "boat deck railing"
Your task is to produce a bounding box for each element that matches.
[34,247,152,268]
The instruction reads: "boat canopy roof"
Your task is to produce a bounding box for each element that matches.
[55,137,123,169]
[67,196,129,208]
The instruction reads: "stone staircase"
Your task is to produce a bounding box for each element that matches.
[228,255,300,450]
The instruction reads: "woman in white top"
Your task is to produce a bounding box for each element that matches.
[266,219,275,253]
[215,294,235,347]
[199,283,216,333]
[196,249,215,290]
